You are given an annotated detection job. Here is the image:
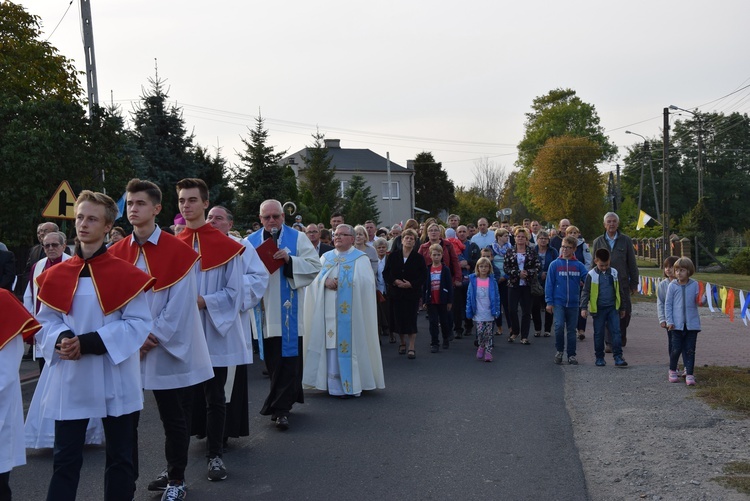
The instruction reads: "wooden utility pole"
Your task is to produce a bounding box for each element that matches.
[662,108,670,255]
[80,0,99,116]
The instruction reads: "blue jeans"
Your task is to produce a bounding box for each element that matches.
[592,306,622,358]
[670,329,698,375]
[553,305,578,356]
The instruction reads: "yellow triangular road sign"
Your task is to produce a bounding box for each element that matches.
[42,181,77,219]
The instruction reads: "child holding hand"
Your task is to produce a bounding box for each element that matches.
[657,256,680,372]
[665,257,703,386]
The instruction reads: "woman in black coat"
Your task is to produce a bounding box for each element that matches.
[383,228,427,359]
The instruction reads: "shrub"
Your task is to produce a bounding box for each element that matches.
[729,248,750,275]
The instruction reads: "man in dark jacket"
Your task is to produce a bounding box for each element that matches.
[590,212,639,350]
[454,225,481,337]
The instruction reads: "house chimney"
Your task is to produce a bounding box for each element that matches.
[324,139,341,149]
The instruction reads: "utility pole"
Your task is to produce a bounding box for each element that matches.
[696,115,703,200]
[662,108,670,255]
[80,0,99,117]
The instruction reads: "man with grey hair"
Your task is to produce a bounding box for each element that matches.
[591,212,639,350]
[246,199,321,430]
[302,223,384,397]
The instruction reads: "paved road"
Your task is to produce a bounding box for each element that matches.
[13,315,588,500]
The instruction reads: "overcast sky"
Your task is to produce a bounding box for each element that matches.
[26,0,750,188]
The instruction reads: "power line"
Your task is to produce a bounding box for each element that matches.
[44,0,74,42]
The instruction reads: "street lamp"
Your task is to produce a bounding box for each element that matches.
[625,131,661,223]
[669,105,704,200]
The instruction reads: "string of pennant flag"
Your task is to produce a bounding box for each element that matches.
[638,276,750,325]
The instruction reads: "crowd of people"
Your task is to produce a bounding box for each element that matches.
[5,189,684,501]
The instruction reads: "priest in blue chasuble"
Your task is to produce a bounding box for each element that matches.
[303,224,385,397]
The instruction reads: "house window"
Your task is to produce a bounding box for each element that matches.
[339,180,349,197]
[382,181,400,200]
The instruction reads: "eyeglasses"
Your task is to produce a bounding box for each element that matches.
[43,243,61,249]
[261,214,283,221]
[334,233,353,238]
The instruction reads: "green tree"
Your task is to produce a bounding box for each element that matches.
[298,130,340,216]
[0,1,82,103]
[128,75,202,226]
[0,3,133,246]
[497,171,532,224]
[195,146,235,212]
[515,88,617,212]
[233,115,291,227]
[528,135,607,237]
[453,187,499,226]
[413,152,456,217]
[341,174,380,225]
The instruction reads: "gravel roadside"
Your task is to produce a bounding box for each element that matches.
[566,302,750,501]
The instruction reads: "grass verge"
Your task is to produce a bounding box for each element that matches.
[698,367,750,495]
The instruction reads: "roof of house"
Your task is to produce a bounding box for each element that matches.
[285,139,412,173]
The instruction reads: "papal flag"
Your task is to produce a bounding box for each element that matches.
[636,210,654,230]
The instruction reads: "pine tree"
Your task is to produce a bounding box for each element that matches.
[129,74,200,226]
[299,130,340,210]
[234,114,290,227]
[341,174,380,225]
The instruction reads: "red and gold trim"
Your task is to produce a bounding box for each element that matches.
[176,224,244,271]
[0,289,41,349]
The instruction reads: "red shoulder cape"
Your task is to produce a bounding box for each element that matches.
[0,289,41,349]
[110,231,199,292]
[176,224,244,271]
[36,251,156,316]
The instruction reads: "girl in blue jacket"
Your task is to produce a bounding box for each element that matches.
[666,257,703,386]
[466,257,501,362]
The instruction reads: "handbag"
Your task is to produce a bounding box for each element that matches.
[530,278,545,297]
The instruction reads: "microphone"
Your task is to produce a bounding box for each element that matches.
[270,227,279,242]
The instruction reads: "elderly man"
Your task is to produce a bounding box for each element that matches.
[23,231,70,368]
[302,224,384,397]
[305,224,333,256]
[550,218,571,252]
[205,205,268,448]
[470,217,495,250]
[247,200,321,430]
[591,212,639,350]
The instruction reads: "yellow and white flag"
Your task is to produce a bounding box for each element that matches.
[636,210,653,230]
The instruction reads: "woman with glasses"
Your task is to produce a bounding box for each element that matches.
[383,229,427,359]
[532,230,558,337]
[503,228,540,345]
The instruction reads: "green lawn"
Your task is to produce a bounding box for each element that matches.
[637,268,750,308]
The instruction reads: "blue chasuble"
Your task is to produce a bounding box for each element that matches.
[247,225,300,359]
[320,248,365,395]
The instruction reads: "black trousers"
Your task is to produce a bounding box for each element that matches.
[453,284,469,332]
[0,471,10,501]
[260,337,304,418]
[153,387,192,480]
[508,285,532,339]
[197,367,228,459]
[48,413,136,501]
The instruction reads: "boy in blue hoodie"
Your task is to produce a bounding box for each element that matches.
[580,248,628,367]
[545,236,588,365]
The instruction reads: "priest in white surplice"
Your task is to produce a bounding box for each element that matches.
[303,224,385,397]
[247,199,321,431]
